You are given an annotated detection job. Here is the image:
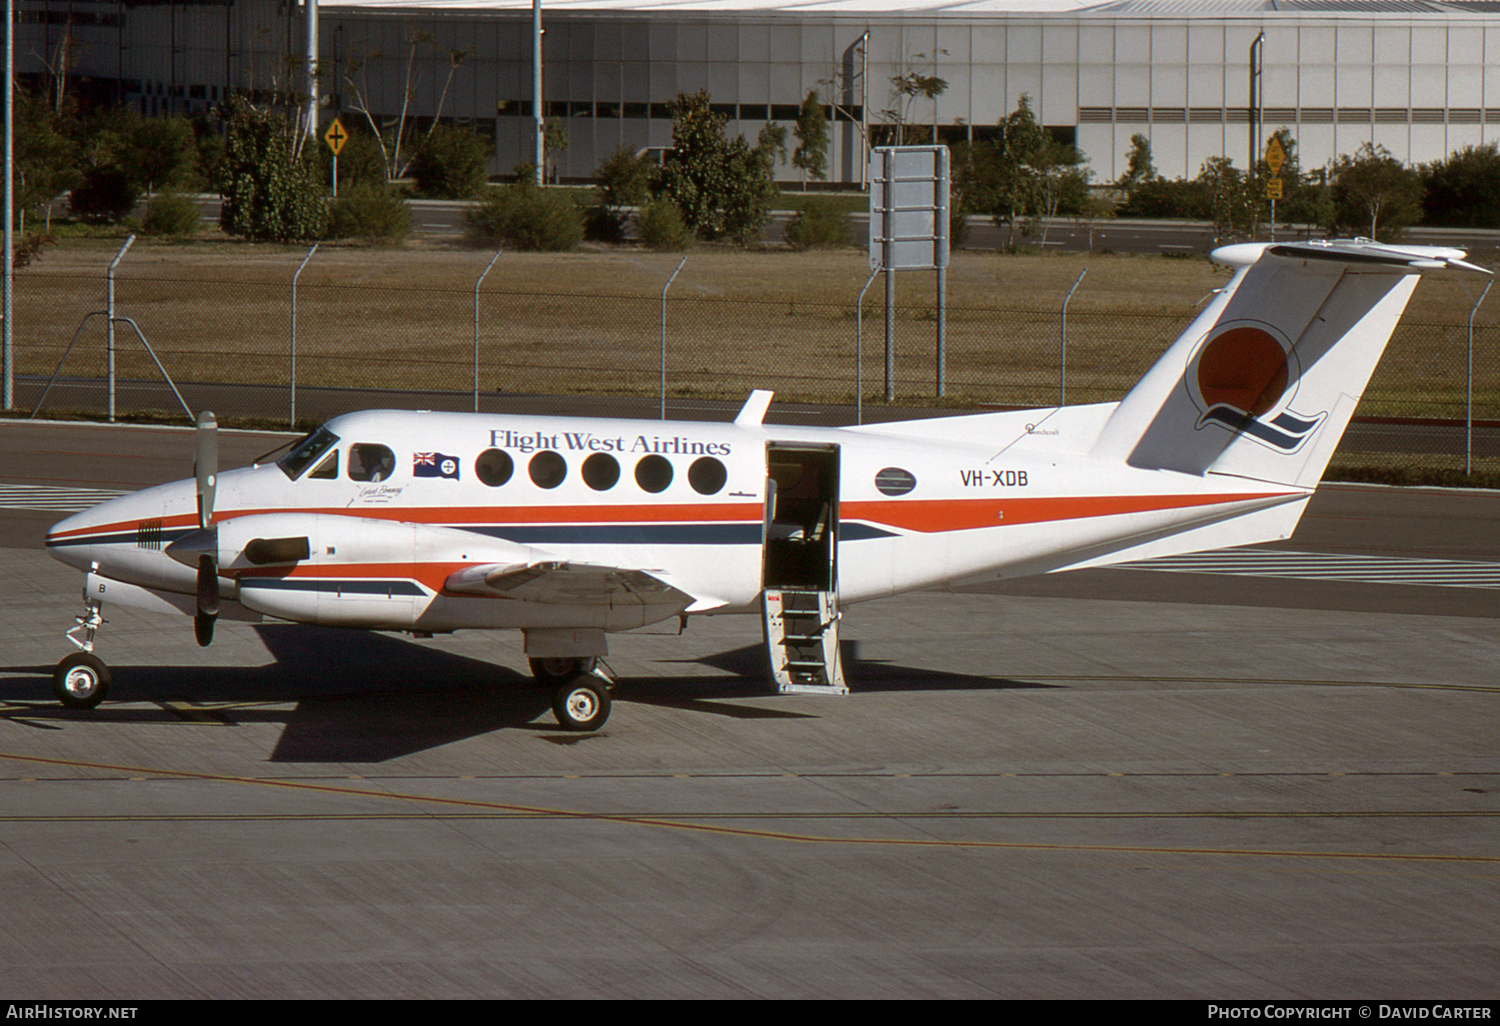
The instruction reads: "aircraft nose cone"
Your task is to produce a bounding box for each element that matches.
[45,505,118,571]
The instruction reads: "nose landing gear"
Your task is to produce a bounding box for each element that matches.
[55,594,110,709]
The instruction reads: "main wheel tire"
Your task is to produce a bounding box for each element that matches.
[53,652,111,710]
[529,656,591,686]
[552,678,611,732]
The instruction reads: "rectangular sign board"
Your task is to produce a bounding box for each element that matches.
[870,146,951,271]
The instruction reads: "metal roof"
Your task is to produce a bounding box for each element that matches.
[326,0,1497,12]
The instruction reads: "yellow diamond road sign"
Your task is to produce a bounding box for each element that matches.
[324,118,349,156]
[1265,136,1286,175]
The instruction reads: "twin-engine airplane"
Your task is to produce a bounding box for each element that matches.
[44,240,1488,730]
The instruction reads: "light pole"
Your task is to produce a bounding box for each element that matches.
[4,0,14,410]
[1248,31,1264,172]
[533,0,544,185]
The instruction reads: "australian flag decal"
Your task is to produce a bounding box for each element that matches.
[413,452,461,480]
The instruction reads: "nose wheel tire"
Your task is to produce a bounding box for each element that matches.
[54,653,111,710]
[552,678,611,732]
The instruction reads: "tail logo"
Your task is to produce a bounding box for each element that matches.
[1187,321,1326,453]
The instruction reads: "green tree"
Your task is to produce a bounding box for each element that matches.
[1421,142,1500,229]
[792,90,830,184]
[11,91,80,230]
[884,58,948,146]
[343,33,475,182]
[125,115,200,195]
[543,117,571,183]
[1118,133,1156,192]
[953,95,1062,248]
[1198,155,1259,241]
[1330,143,1424,240]
[650,90,780,245]
[215,97,327,242]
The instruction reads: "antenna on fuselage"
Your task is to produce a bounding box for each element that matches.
[735,390,774,427]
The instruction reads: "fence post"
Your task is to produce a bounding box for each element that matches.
[290,243,318,429]
[105,235,136,422]
[660,255,687,420]
[1059,268,1086,407]
[855,267,880,425]
[474,247,502,413]
[1466,279,1492,476]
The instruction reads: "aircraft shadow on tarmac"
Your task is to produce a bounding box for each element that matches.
[0,629,1054,762]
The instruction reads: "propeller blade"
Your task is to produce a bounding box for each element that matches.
[195,553,219,648]
[194,611,216,648]
[195,410,218,532]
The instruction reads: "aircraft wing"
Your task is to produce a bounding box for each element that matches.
[444,561,699,618]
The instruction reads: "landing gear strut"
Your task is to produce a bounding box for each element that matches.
[529,657,613,731]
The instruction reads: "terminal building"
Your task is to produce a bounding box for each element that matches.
[17,0,1500,184]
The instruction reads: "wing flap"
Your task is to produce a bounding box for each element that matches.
[444,561,698,618]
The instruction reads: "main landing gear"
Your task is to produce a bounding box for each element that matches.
[529,657,613,732]
[52,585,614,731]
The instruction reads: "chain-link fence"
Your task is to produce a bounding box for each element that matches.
[9,241,1498,472]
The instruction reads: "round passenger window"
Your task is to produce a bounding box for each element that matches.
[581,452,621,491]
[634,454,673,493]
[688,456,727,495]
[475,448,514,487]
[529,451,567,489]
[875,467,917,496]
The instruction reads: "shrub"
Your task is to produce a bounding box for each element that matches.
[69,167,138,224]
[583,202,629,243]
[409,125,492,199]
[783,197,853,249]
[326,182,412,243]
[635,199,694,251]
[142,191,202,236]
[1117,177,1208,219]
[465,183,583,251]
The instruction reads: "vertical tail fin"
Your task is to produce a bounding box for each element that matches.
[1091,240,1489,489]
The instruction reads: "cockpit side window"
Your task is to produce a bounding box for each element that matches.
[308,451,339,479]
[348,443,396,483]
[277,426,341,480]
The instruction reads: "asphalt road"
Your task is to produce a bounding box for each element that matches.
[0,419,1496,999]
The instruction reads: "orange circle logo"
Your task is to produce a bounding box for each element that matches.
[1194,326,1289,416]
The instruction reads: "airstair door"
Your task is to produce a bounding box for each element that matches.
[761,443,846,695]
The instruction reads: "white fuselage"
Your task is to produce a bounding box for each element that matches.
[46,405,1308,635]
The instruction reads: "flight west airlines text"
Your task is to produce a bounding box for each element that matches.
[490,428,732,457]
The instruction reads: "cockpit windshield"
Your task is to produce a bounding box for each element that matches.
[276,426,341,480]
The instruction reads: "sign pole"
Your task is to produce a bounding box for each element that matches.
[870,145,950,406]
[1264,136,1285,243]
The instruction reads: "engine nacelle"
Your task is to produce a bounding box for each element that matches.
[171,513,539,628]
